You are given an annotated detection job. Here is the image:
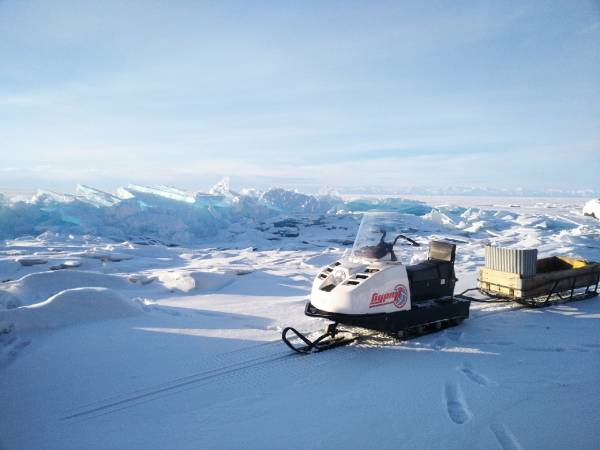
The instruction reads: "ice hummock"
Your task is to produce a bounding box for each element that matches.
[75,185,121,207]
[0,179,430,242]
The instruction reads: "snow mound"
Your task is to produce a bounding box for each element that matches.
[0,287,141,331]
[0,270,134,308]
[157,271,235,293]
[583,199,600,219]
[16,257,48,267]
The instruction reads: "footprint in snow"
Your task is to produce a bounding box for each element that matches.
[432,337,447,350]
[446,330,464,342]
[444,381,472,424]
[0,323,31,368]
[490,423,523,450]
[459,361,495,387]
[432,329,463,349]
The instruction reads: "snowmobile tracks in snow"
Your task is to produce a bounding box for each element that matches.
[61,346,289,421]
[61,339,357,422]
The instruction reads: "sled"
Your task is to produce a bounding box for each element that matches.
[476,247,600,307]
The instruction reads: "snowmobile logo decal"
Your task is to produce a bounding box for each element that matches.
[369,284,408,309]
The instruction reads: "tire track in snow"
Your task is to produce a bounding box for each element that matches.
[444,381,472,424]
[490,423,523,450]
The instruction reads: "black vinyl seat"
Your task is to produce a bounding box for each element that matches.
[428,240,456,263]
[407,241,457,302]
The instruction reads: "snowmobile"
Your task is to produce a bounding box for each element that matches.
[282,212,471,353]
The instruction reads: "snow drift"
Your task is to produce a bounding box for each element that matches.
[583,199,600,219]
[0,270,135,308]
[157,270,235,293]
[0,287,141,331]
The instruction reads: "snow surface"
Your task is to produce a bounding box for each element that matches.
[1,190,599,449]
[583,198,600,219]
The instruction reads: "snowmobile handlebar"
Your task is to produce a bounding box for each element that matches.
[391,233,420,248]
[356,231,420,261]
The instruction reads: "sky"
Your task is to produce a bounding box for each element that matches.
[0,0,599,194]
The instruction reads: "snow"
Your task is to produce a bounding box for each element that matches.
[1,287,141,331]
[15,256,48,267]
[156,270,235,293]
[0,192,599,449]
[583,198,600,219]
[0,270,137,308]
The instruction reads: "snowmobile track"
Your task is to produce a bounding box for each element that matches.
[62,352,292,421]
[61,337,358,422]
[60,340,298,419]
[60,339,284,414]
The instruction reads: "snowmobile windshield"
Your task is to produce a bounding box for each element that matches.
[350,212,420,262]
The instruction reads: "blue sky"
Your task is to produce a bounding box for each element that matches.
[0,0,599,193]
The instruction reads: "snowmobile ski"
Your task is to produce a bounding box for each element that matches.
[281,323,357,354]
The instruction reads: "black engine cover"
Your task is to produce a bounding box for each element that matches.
[406,241,457,302]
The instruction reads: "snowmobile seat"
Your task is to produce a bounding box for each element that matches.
[428,240,456,263]
[406,241,457,302]
[406,261,442,282]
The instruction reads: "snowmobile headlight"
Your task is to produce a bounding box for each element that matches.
[332,269,347,285]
